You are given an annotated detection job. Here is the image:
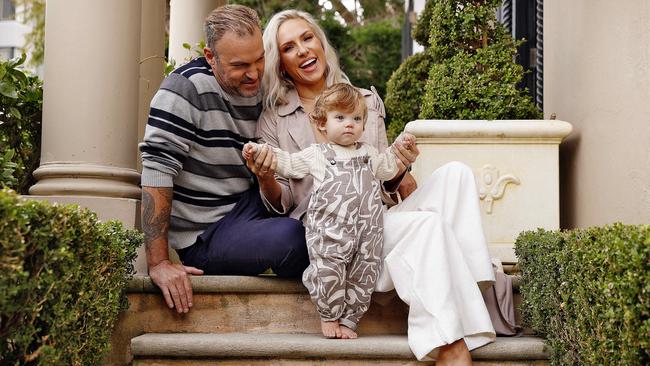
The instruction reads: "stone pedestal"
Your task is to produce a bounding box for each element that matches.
[406,120,572,263]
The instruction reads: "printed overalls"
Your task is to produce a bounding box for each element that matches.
[302,143,384,330]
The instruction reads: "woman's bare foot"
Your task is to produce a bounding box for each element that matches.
[321,320,341,338]
[339,325,358,339]
[436,339,472,366]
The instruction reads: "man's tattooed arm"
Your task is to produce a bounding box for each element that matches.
[141,186,173,268]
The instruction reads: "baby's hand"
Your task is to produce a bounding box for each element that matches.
[398,133,416,150]
[242,142,258,161]
[402,133,416,149]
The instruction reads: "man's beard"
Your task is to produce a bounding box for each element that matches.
[216,71,259,98]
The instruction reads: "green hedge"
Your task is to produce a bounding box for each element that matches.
[419,0,541,120]
[384,52,432,141]
[0,54,43,194]
[0,188,141,365]
[515,224,650,365]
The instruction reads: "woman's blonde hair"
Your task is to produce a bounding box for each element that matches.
[310,83,367,128]
[262,9,349,111]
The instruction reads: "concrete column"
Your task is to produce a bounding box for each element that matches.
[168,0,225,65]
[29,0,142,227]
[138,0,166,172]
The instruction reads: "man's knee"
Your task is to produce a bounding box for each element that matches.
[270,218,306,247]
[269,218,308,277]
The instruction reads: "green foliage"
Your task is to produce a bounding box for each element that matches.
[0,188,142,365]
[229,0,321,26]
[14,0,46,67]
[421,38,541,119]
[340,18,403,98]
[383,0,437,141]
[419,0,541,119]
[0,150,19,188]
[411,0,436,48]
[384,52,432,141]
[0,54,42,194]
[357,0,404,21]
[515,224,650,365]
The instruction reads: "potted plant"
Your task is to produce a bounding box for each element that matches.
[386,0,572,263]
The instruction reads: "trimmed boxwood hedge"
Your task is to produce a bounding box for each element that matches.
[515,224,649,365]
[384,51,432,141]
[0,188,141,365]
[385,0,541,140]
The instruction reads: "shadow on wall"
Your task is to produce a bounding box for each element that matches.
[559,133,581,229]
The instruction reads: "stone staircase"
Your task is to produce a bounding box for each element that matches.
[107,276,549,365]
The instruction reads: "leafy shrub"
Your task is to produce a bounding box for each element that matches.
[342,18,403,99]
[0,188,142,365]
[0,150,19,188]
[384,52,432,141]
[411,0,436,48]
[419,0,541,119]
[383,0,436,141]
[0,54,43,194]
[515,224,650,365]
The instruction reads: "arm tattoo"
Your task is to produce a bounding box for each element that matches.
[142,188,173,250]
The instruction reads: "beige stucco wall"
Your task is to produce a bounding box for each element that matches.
[546,0,650,228]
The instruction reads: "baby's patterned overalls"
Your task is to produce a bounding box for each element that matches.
[302,143,384,330]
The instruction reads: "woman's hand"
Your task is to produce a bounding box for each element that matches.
[392,133,419,174]
[244,143,278,182]
[398,172,418,199]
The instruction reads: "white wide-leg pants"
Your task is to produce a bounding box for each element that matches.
[375,161,496,360]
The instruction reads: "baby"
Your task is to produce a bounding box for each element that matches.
[243,83,415,339]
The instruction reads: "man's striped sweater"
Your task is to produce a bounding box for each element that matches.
[139,57,261,250]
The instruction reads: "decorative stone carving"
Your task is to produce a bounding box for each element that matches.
[477,165,520,214]
[405,120,573,263]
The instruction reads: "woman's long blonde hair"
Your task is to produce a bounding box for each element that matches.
[262,9,349,111]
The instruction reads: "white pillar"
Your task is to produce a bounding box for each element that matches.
[29,0,142,227]
[168,0,225,65]
[138,0,166,172]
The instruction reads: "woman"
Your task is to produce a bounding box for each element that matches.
[249,9,496,364]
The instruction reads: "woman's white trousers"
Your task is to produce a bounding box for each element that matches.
[376,161,496,360]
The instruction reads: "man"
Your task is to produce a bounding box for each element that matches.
[139,5,308,314]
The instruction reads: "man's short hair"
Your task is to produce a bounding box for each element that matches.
[204,5,260,53]
[310,83,368,128]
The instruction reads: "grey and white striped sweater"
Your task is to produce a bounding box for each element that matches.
[139,57,261,250]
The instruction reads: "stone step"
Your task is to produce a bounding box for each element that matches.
[125,275,409,334]
[130,333,549,366]
[108,275,528,365]
[123,275,523,335]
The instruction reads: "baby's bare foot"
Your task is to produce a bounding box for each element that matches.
[339,325,358,339]
[321,320,341,338]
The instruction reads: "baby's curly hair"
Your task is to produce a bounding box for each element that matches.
[310,83,368,129]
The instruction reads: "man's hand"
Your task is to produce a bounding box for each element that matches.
[149,260,203,313]
[142,186,204,313]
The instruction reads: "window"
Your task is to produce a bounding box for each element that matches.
[0,47,15,60]
[1,0,16,20]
